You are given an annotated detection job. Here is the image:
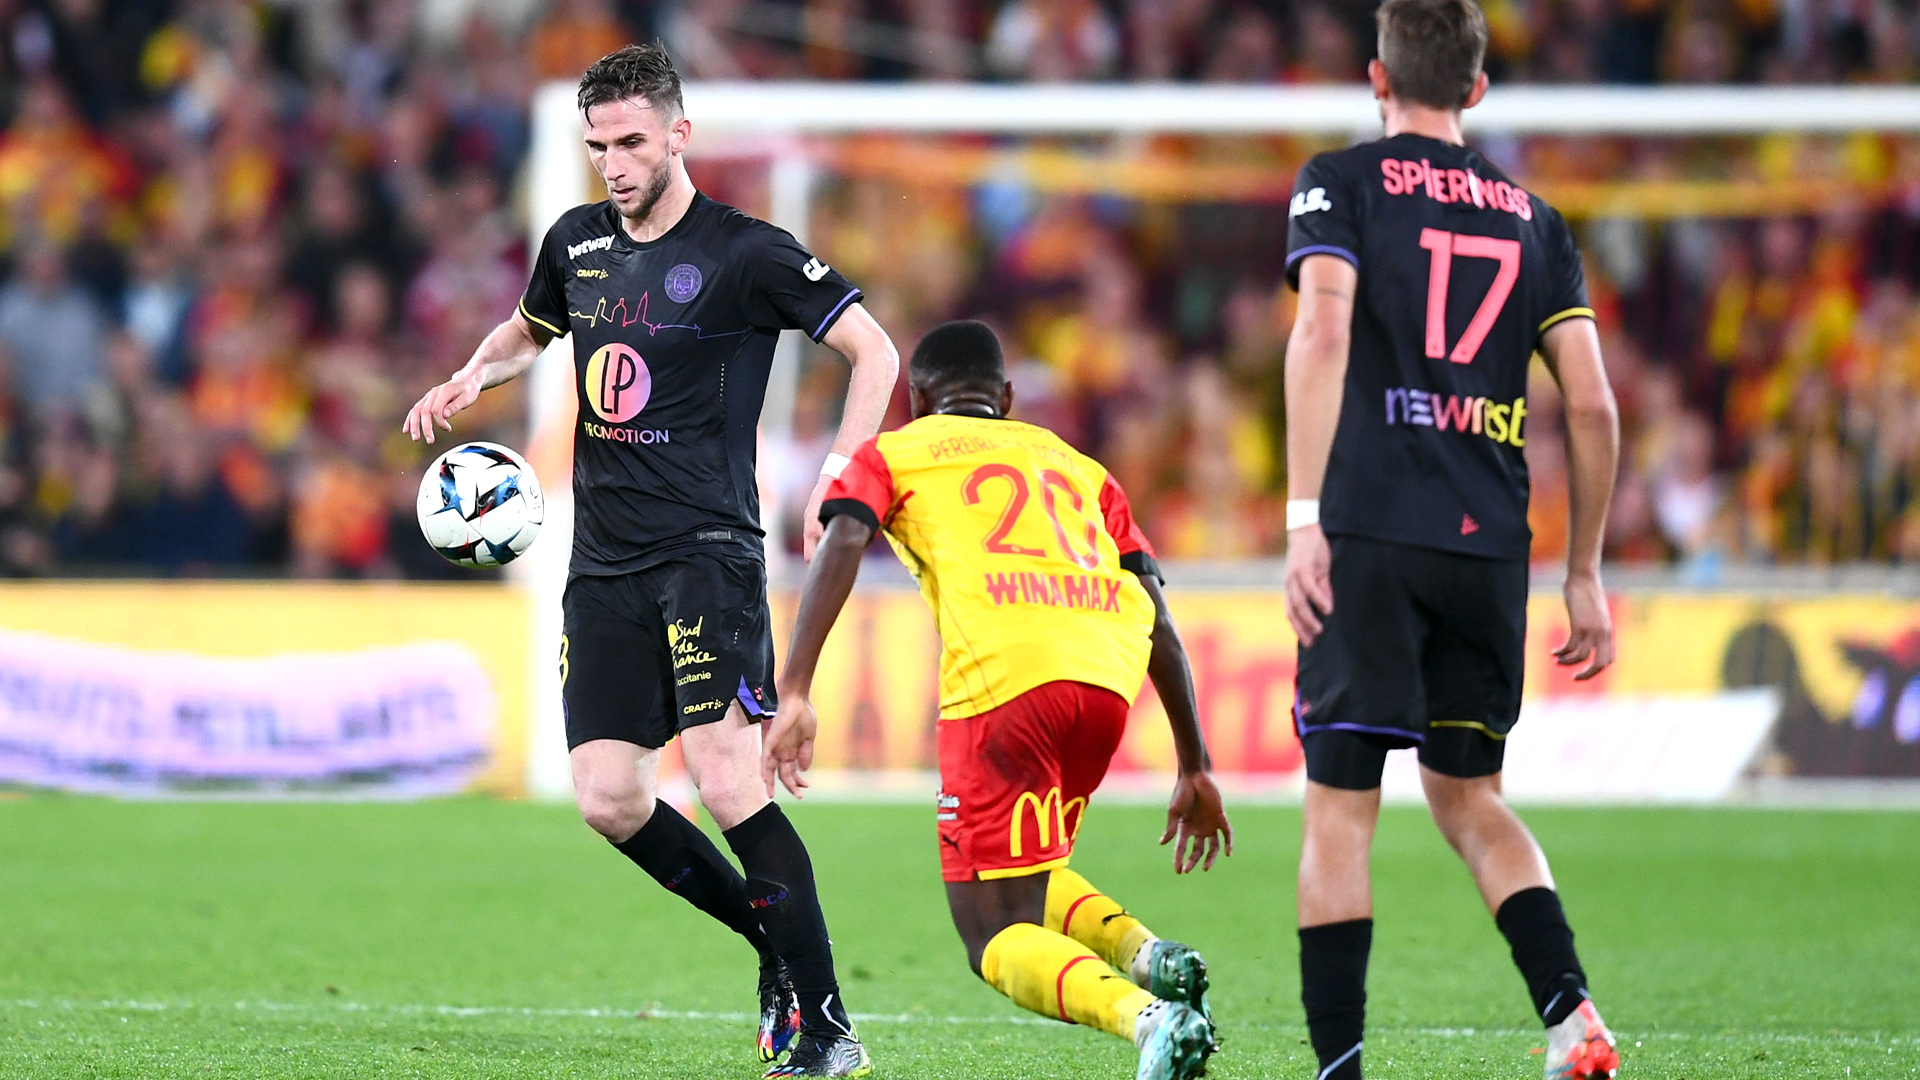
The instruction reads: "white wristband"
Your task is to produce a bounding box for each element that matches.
[1286,498,1321,531]
[821,453,851,479]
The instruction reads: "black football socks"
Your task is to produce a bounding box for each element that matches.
[613,800,772,958]
[724,803,854,1038]
[1495,886,1590,1027]
[1299,918,1371,1080]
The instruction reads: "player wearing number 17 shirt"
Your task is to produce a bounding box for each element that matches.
[402,44,898,1078]
[1281,2,1623,1080]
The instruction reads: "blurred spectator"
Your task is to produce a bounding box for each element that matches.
[0,242,107,417]
[1283,4,1362,84]
[4,0,1920,580]
[531,0,629,81]
[122,238,196,382]
[986,0,1120,81]
[0,76,133,249]
[1651,412,1723,560]
[1202,6,1284,83]
[130,396,256,573]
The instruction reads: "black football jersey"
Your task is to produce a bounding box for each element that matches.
[1285,133,1591,559]
[519,193,863,576]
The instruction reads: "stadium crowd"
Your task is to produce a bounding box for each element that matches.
[1,0,1918,577]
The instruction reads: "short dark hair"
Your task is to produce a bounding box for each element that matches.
[1376,0,1487,110]
[578,42,683,119]
[909,320,1005,393]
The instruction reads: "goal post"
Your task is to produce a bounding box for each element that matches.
[518,80,1920,802]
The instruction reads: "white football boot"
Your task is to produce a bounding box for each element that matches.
[1543,999,1620,1080]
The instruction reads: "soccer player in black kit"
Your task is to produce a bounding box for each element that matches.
[1281,2,1622,1079]
[403,45,897,1078]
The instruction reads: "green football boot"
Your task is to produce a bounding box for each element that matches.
[1143,939,1212,1022]
[1135,1000,1216,1080]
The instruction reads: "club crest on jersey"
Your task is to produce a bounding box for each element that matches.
[568,235,615,259]
[802,257,831,282]
[1290,187,1333,218]
[664,262,703,303]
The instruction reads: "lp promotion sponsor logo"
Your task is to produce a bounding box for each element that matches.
[581,343,668,444]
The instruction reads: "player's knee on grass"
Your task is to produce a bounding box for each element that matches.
[946,876,1048,977]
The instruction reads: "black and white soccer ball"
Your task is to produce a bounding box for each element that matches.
[416,441,544,568]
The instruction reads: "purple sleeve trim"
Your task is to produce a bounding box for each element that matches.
[811,288,862,341]
[1286,244,1359,270]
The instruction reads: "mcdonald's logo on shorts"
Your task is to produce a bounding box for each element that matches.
[1009,786,1088,859]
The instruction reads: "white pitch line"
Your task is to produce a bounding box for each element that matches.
[2,999,1916,1048]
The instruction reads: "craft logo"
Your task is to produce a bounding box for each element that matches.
[1384,387,1527,447]
[568,235,615,259]
[1009,786,1087,858]
[665,263,703,303]
[802,257,831,282]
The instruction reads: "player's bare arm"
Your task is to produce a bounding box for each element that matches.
[805,307,899,562]
[1138,573,1233,874]
[1282,254,1357,645]
[1540,316,1620,680]
[402,310,545,444]
[765,512,874,796]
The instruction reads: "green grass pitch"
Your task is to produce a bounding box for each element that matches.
[2,794,1915,1079]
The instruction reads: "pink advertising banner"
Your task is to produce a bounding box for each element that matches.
[0,630,496,796]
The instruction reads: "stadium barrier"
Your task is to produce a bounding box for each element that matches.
[1,581,1916,799]
[0,583,528,797]
[772,586,1920,800]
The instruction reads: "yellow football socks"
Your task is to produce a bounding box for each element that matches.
[980,922,1156,1041]
[1045,867,1159,982]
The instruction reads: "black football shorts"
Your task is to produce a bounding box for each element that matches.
[559,553,777,750]
[1293,535,1528,790]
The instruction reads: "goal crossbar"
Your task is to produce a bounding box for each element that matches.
[678,82,1920,136]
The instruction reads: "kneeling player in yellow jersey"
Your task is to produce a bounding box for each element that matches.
[763,320,1235,1080]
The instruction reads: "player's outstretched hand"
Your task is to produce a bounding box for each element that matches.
[1161,770,1233,874]
[800,475,832,562]
[1554,570,1614,681]
[402,371,483,445]
[1284,522,1334,646]
[761,697,818,799]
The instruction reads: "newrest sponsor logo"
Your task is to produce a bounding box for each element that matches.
[568,235,615,259]
[1385,388,1527,446]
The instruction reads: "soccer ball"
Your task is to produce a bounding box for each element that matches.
[416,441,545,568]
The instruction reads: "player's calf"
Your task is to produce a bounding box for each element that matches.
[1045,868,1212,1020]
[724,803,858,1041]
